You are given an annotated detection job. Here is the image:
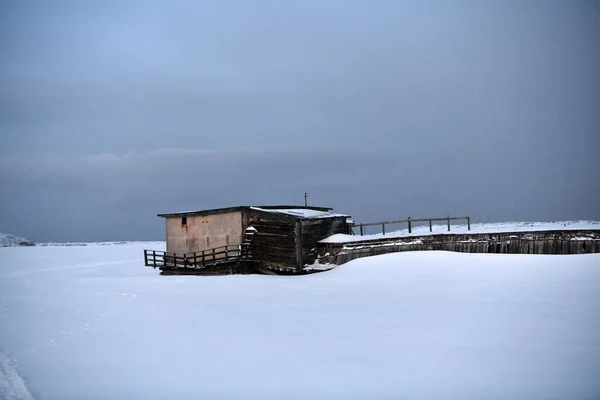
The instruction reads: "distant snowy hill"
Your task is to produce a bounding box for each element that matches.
[0,233,35,247]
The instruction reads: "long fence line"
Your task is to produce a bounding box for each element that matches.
[351,216,471,236]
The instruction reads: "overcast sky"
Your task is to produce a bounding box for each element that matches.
[1,1,599,242]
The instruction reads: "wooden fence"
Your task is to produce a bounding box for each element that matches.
[144,244,243,270]
[351,216,471,236]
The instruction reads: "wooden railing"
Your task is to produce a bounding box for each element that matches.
[144,244,243,270]
[351,216,471,236]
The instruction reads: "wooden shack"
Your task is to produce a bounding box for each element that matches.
[151,205,351,274]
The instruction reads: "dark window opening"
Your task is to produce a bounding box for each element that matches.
[181,217,187,227]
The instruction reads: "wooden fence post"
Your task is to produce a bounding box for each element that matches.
[447,216,451,231]
[408,217,412,234]
[467,217,471,231]
[382,223,385,235]
[429,219,432,232]
[360,224,364,236]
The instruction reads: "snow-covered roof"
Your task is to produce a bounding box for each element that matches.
[157,205,337,218]
[320,220,600,243]
[250,207,349,219]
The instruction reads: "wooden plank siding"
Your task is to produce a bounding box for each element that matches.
[245,209,299,271]
[299,217,349,267]
[317,230,600,266]
[243,209,350,272]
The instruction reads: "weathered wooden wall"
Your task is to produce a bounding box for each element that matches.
[246,210,299,271]
[317,230,600,266]
[300,217,349,266]
[244,210,350,273]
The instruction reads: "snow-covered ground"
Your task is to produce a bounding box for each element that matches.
[0,234,34,248]
[1,242,599,400]
[323,220,600,243]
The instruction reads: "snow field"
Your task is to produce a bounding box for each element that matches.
[0,243,599,399]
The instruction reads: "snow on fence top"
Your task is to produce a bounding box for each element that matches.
[250,207,349,219]
[320,220,600,243]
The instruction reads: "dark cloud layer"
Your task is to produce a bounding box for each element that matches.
[0,1,598,242]
[1,147,598,242]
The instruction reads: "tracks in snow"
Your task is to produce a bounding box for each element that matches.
[0,349,34,400]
